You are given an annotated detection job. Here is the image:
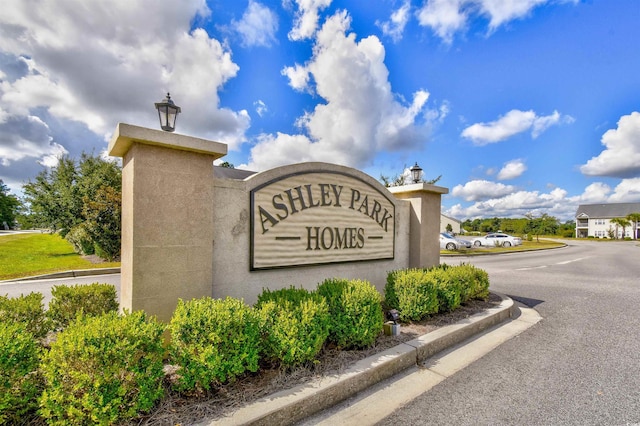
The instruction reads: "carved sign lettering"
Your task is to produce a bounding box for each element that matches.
[250,171,395,270]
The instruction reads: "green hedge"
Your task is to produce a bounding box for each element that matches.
[39,311,165,425]
[0,292,50,338]
[384,268,439,322]
[317,278,383,349]
[385,264,490,322]
[47,282,118,330]
[0,323,43,424]
[168,297,263,392]
[256,287,330,366]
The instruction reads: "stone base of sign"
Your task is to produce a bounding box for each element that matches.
[109,123,448,322]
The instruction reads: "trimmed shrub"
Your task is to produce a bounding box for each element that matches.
[317,278,383,349]
[384,268,439,322]
[66,223,95,255]
[39,311,165,425]
[429,267,463,313]
[47,282,118,329]
[256,287,330,366]
[0,292,50,338]
[168,297,263,392]
[0,323,43,424]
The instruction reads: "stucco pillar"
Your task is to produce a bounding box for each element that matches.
[108,123,227,321]
[389,183,449,269]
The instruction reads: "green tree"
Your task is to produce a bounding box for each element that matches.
[0,180,20,229]
[83,186,121,261]
[626,212,640,240]
[22,153,121,258]
[610,217,631,239]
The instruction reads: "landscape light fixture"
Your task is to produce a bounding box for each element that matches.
[386,309,400,324]
[154,92,181,132]
[410,162,423,184]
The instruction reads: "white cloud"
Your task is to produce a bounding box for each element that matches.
[497,159,527,180]
[232,1,279,47]
[461,109,569,145]
[580,111,640,178]
[609,178,640,203]
[416,0,578,43]
[0,0,250,161]
[451,179,516,202]
[282,63,311,92]
[287,0,332,41]
[576,182,611,203]
[416,0,468,44]
[447,186,572,220]
[377,1,411,42]
[478,0,547,31]
[254,100,268,117]
[245,11,430,171]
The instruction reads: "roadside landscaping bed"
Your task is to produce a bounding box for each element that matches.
[136,292,502,426]
[2,265,495,425]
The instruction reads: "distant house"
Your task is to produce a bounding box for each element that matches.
[441,214,462,234]
[575,202,640,238]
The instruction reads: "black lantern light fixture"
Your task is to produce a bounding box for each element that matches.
[154,93,181,132]
[410,162,423,184]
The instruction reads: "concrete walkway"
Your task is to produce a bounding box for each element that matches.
[196,294,541,426]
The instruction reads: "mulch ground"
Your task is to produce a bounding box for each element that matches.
[131,293,502,426]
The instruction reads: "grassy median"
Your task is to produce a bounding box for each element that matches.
[441,238,566,255]
[0,233,120,280]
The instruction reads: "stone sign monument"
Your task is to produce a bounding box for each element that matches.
[109,123,448,321]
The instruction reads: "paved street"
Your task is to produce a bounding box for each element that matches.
[378,240,640,425]
[0,273,121,307]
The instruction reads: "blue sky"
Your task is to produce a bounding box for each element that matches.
[1,0,639,222]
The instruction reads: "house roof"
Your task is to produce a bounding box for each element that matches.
[575,202,640,218]
[441,213,461,224]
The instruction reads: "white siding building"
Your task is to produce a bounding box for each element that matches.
[441,214,462,234]
[575,202,640,238]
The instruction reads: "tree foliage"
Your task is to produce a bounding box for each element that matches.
[463,214,562,237]
[610,217,631,239]
[0,180,20,229]
[626,212,640,239]
[22,153,121,259]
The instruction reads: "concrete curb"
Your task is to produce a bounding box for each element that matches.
[198,293,515,426]
[1,268,121,283]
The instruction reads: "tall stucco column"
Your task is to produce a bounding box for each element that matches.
[108,123,227,322]
[389,183,449,269]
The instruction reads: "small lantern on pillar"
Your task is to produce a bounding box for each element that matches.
[410,162,423,183]
[154,93,181,132]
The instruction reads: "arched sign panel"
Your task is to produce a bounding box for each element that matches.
[250,170,395,270]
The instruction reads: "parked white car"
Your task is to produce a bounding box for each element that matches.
[470,232,522,247]
[440,232,472,250]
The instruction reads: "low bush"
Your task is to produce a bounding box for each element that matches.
[429,267,463,313]
[168,297,263,392]
[65,223,95,255]
[0,292,50,338]
[39,311,165,425]
[0,323,43,424]
[317,278,384,349]
[385,264,490,321]
[384,268,439,322]
[47,282,118,329]
[256,287,330,366]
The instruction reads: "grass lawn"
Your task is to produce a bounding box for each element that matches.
[441,238,566,255]
[0,233,120,280]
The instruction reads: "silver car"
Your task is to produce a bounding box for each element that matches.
[440,233,472,250]
[471,232,522,247]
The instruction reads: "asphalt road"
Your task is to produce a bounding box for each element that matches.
[379,239,640,425]
[0,273,121,307]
